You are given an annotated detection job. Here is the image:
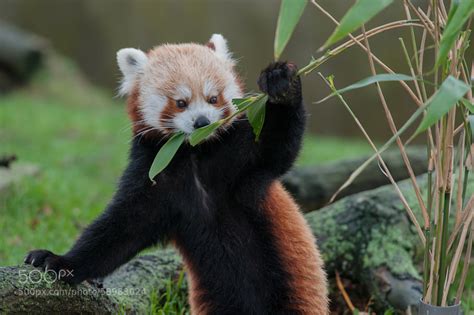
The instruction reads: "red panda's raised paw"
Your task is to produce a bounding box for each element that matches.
[257,61,301,105]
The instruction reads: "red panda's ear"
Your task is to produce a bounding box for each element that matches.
[116,48,148,96]
[207,34,233,62]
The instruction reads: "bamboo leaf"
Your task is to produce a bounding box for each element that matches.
[415,76,470,134]
[274,0,307,60]
[148,132,186,180]
[232,97,254,111]
[436,0,474,68]
[247,95,268,141]
[322,0,393,49]
[461,98,474,113]
[190,94,268,146]
[188,121,222,146]
[318,73,415,103]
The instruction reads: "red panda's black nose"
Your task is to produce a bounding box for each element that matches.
[194,116,210,129]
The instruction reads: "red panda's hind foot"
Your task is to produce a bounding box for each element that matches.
[257,61,301,105]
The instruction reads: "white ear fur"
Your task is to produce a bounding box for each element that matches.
[116,48,148,96]
[208,34,232,61]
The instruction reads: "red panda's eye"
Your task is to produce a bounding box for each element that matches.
[209,96,218,104]
[176,100,187,109]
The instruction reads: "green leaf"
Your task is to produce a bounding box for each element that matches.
[461,98,474,113]
[436,0,474,68]
[415,76,470,134]
[318,73,416,103]
[188,121,222,146]
[274,0,307,60]
[322,0,393,49]
[232,97,254,111]
[148,132,185,181]
[247,95,269,141]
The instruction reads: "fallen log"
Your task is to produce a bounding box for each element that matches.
[0,21,46,90]
[0,249,182,314]
[283,147,427,211]
[305,178,425,311]
[0,174,436,313]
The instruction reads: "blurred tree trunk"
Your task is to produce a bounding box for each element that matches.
[282,147,427,211]
[0,22,46,91]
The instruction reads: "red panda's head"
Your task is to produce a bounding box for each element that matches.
[117,34,244,137]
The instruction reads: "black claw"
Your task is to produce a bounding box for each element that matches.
[24,249,80,284]
[257,61,300,104]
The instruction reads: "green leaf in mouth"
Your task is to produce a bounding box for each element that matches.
[148,132,186,181]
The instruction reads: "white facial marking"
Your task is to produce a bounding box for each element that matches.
[223,75,242,113]
[139,92,168,130]
[174,84,192,100]
[116,48,148,96]
[203,80,217,97]
[173,101,222,134]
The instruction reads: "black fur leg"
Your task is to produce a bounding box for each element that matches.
[24,249,77,284]
[23,140,174,285]
[257,61,301,105]
[250,61,306,177]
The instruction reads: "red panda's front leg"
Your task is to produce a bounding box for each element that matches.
[24,195,166,284]
[24,146,176,285]
[254,61,306,177]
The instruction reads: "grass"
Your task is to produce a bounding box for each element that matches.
[0,94,129,265]
[149,270,189,315]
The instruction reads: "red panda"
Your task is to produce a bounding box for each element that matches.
[25,34,329,314]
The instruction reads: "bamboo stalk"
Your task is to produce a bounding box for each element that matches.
[443,198,474,305]
[455,220,473,303]
[437,191,451,305]
[405,1,436,38]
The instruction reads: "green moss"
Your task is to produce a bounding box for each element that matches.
[363,228,419,278]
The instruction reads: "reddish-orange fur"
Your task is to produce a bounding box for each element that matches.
[177,247,211,315]
[216,93,231,118]
[127,87,144,135]
[263,181,329,314]
[160,98,186,133]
